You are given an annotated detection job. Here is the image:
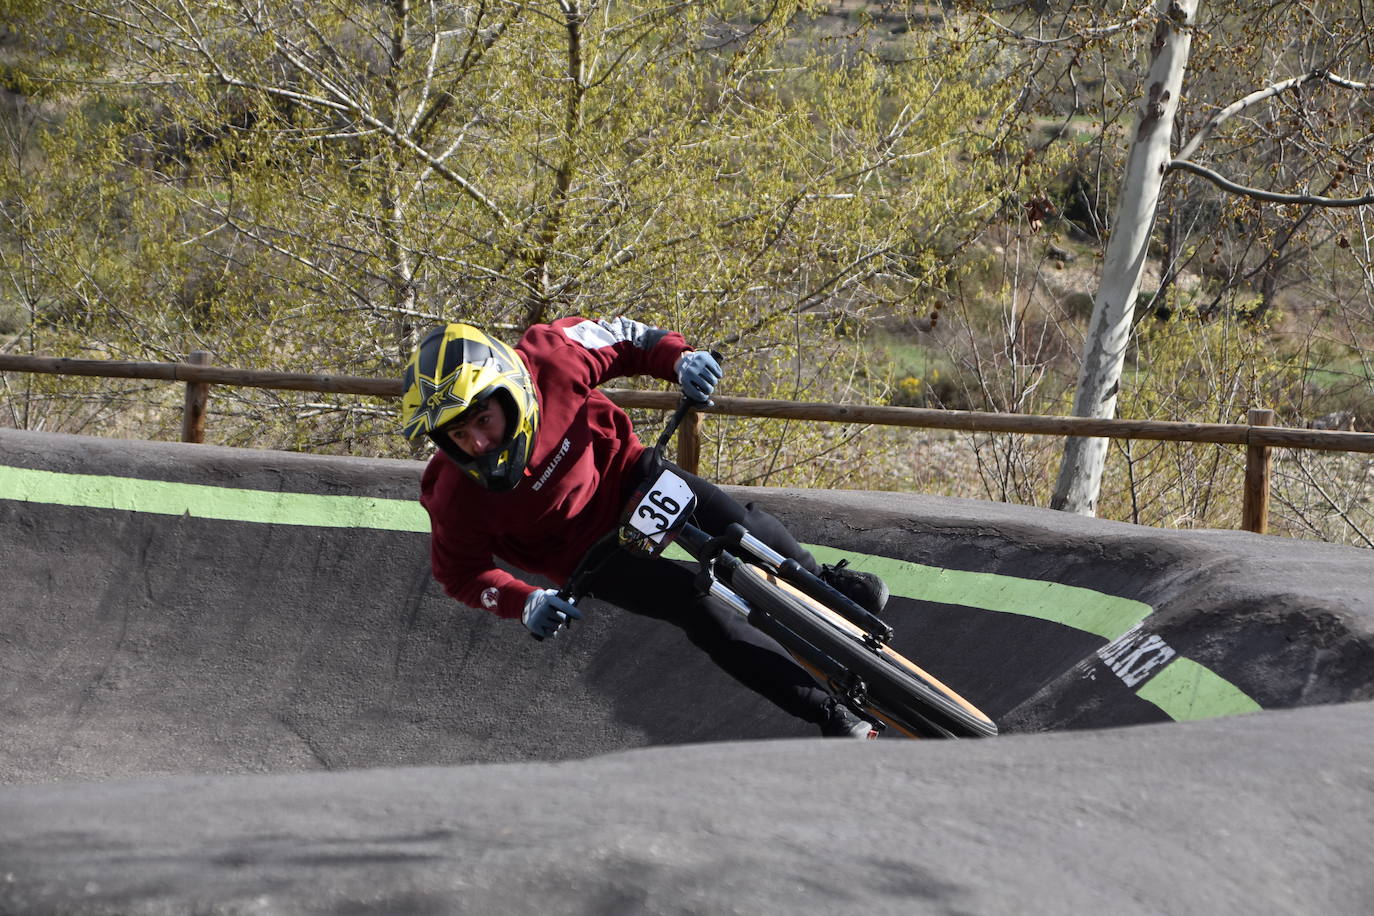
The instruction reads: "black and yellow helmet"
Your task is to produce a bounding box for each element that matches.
[400,323,539,491]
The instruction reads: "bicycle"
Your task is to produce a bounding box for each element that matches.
[542,395,999,740]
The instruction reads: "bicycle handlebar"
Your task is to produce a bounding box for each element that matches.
[652,350,722,454]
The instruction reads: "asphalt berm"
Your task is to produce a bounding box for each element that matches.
[2,428,1372,914]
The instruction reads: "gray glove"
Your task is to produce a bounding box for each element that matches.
[522,588,583,639]
[677,350,722,403]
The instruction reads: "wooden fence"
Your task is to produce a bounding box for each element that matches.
[5,351,1374,534]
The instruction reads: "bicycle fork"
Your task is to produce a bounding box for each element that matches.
[697,556,870,690]
[687,522,893,646]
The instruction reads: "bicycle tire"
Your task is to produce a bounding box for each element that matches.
[727,561,998,738]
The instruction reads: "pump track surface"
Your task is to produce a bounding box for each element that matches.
[2,427,1373,916]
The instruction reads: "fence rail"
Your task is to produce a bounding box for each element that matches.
[5,351,1374,534]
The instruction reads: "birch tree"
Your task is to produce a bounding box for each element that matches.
[1048,0,1374,515]
[1049,0,1199,515]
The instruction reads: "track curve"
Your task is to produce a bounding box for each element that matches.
[2,428,1371,914]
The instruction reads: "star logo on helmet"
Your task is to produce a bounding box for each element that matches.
[403,372,469,438]
[425,374,460,409]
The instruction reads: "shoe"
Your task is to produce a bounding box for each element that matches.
[820,700,878,739]
[820,559,889,617]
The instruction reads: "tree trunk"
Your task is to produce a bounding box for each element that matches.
[1050,0,1199,515]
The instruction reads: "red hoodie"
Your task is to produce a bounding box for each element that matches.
[419,316,693,620]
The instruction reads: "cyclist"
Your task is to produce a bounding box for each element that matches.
[400,317,889,739]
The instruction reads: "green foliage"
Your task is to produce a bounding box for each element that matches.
[2,0,1027,469]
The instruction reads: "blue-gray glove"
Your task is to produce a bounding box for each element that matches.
[522,588,583,640]
[677,350,722,403]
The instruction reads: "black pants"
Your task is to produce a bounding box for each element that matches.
[581,452,832,726]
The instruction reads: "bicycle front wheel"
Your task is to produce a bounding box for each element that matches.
[727,562,998,739]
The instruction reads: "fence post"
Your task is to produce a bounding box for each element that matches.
[1242,407,1275,534]
[180,350,213,444]
[676,409,703,475]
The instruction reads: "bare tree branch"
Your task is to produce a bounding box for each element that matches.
[215,70,511,226]
[1166,159,1374,207]
[1175,69,1373,162]
[179,1,511,230]
[976,2,1155,46]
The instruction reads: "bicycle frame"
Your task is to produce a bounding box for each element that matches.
[559,398,890,643]
[553,396,997,739]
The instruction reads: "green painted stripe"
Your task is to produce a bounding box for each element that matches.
[1134,657,1263,721]
[805,545,1151,641]
[1,465,1148,641]
[807,545,1261,722]
[0,463,1265,723]
[0,465,429,532]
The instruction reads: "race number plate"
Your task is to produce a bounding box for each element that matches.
[624,468,694,554]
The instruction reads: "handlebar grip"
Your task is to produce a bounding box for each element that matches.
[529,593,578,642]
[682,349,725,406]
